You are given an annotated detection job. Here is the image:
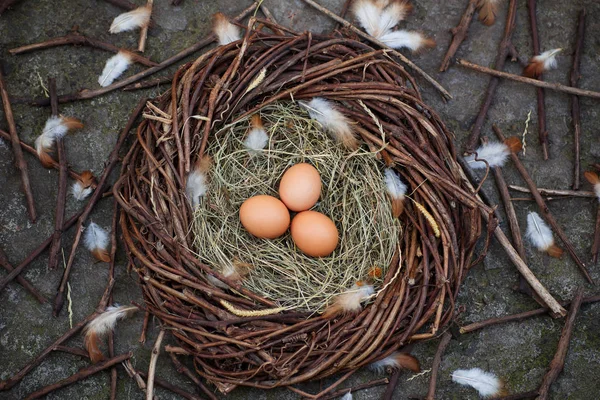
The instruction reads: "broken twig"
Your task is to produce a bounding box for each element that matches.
[440,0,478,72]
[569,10,585,189]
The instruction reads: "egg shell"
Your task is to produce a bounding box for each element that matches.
[291,211,339,257]
[240,195,290,239]
[279,163,322,212]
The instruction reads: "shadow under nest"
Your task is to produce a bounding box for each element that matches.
[114,18,493,394]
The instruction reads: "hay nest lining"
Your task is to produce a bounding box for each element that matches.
[193,101,400,312]
[116,17,493,394]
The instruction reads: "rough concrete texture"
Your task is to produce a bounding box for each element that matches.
[1,0,599,399]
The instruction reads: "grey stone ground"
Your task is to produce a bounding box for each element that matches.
[1,0,599,399]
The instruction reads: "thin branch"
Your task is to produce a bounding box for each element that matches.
[593,208,600,264]
[300,0,452,99]
[382,369,401,400]
[527,0,550,160]
[146,329,165,400]
[137,370,202,400]
[458,58,600,99]
[508,184,596,198]
[494,125,594,284]
[138,0,153,53]
[169,353,218,400]
[536,287,584,400]
[426,332,452,400]
[122,75,172,91]
[570,10,585,189]
[102,0,136,10]
[335,0,353,30]
[0,247,47,304]
[0,60,36,221]
[317,378,389,400]
[464,0,517,153]
[440,0,478,72]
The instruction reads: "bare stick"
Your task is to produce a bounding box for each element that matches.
[593,208,600,264]
[382,369,401,400]
[460,294,600,334]
[20,2,259,107]
[300,0,452,99]
[317,378,389,400]
[169,353,218,400]
[458,59,600,100]
[138,0,153,53]
[464,0,517,153]
[335,0,353,30]
[48,77,68,271]
[426,332,452,400]
[108,202,119,400]
[9,31,157,67]
[52,346,90,359]
[499,391,539,400]
[508,185,596,198]
[0,60,36,221]
[494,125,594,284]
[259,4,285,36]
[23,352,132,399]
[53,98,146,317]
[440,0,478,72]
[137,370,202,400]
[123,76,172,91]
[527,0,549,160]
[536,287,584,400]
[146,329,165,400]
[0,247,47,304]
[570,10,585,189]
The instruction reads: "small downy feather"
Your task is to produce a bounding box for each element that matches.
[322,282,374,318]
[379,30,435,52]
[584,171,600,203]
[477,0,500,26]
[244,114,268,154]
[213,12,241,45]
[464,141,510,169]
[207,258,252,289]
[523,48,562,78]
[370,352,420,373]
[526,211,563,258]
[98,51,133,87]
[35,116,83,168]
[301,98,359,150]
[84,222,111,263]
[109,5,151,33]
[384,168,407,217]
[186,156,211,208]
[71,170,96,201]
[84,305,138,363]
[378,0,412,34]
[352,0,385,37]
[452,368,504,398]
[340,393,353,400]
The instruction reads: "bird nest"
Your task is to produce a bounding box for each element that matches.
[115,19,491,394]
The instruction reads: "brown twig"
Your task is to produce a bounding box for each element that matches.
[138,0,153,53]
[458,58,600,99]
[317,378,389,400]
[19,2,259,107]
[426,332,452,400]
[300,0,452,99]
[0,247,47,304]
[137,370,201,400]
[382,369,402,400]
[102,0,136,10]
[464,0,517,153]
[536,287,584,400]
[494,125,594,284]
[122,75,172,91]
[592,208,600,264]
[439,0,478,72]
[48,77,68,271]
[53,98,146,317]
[508,185,596,198]
[169,353,218,400]
[52,345,90,359]
[108,202,119,400]
[460,294,600,334]
[335,0,353,30]
[527,0,549,160]
[570,10,585,189]
[0,0,21,15]
[259,4,285,36]
[0,60,36,221]
[146,329,165,400]
[23,352,132,400]
[499,391,539,400]
[9,30,158,67]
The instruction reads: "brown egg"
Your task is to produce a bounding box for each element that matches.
[279,163,322,212]
[240,195,290,239]
[291,211,339,257]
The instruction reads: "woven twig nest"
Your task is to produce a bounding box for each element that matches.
[115,19,490,393]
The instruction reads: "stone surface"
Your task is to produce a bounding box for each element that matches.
[1,0,599,399]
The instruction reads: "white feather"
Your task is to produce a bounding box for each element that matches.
[336,284,374,313]
[213,13,241,45]
[340,393,353,400]
[378,1,410,34]
[84,305,138,337]
[352,0,384,37]
[84,222,109,252]
[379,30,431,52]
[594,183,600,203]
[109,6,151,33]
[71,181,93,201]
[384,168,406,200]
[207,263,240,289]
[98,51,133,87]
[186,169,207,208]
[35,116,71,156]
[534,48,561,71]
[244,127,268,153]
[301,98,357,149]
[370,354,401,373]
[525,211,554,251]
[464,142,510,169]
[452,368,502,398]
